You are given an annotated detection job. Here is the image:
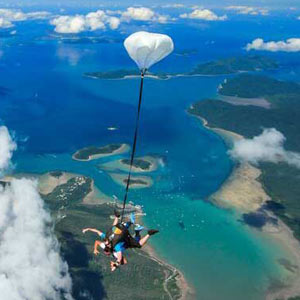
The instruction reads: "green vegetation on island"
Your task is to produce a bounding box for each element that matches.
[189,55,278,76]
[84,55,277,80]
[42,176,92,211]
[219,74,300,99]
[84,69,169,80]
[121,158,152,171]
[188,74,300,242]
[40,172,182,299]
[73,144,126,161]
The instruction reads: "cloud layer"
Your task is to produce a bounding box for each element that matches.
[0,8,50,28]
[51,10,120,33]
[0,127,73,299]
[180,9,227,21]
[121,7,170,23]
[0,126,17,174]
[246,38,300,52]
[230,128,300,168]
[50,7,171,34]
[226,6,269,16]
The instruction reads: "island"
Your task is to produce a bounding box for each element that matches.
[84,69,169,80]
[108,173,153,189]
[4,171,188,299]
[188,55,278,75]
[188,74,300,300]
[59,36,122,44]
[98,155,159,173]
[84,55,278,80]
[72,143,129,161]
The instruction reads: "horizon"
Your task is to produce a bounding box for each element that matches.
[1,0,300,9]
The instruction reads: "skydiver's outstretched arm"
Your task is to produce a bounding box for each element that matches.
[82,228,104,237]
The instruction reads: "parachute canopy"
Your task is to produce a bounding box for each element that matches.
[124,31,174,71]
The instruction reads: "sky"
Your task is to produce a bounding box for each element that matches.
[1,0,300,9]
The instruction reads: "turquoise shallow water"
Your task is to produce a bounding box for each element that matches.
[11,74,291,299]
[1,17,299,299]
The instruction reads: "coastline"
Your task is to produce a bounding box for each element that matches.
[140,244,196,300]
[265,218,300,300]
[11,170,191,298]
[85,72,236,82]
[72,143,130,161]
[107,202,194,299]
[192,113,300,300]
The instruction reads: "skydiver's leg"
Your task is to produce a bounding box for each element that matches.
[121,256,128,265]
[138,230,159,247]
[134,224,144,242]
[111,251,123,272]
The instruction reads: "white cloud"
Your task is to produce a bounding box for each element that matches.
[0,17,13,28]
[50,10,120,34]
[51,7,171,33]
[122,7,155,21]
[0,126,16,174]
[0,127,73,299]
[0,8,27,22]
[246,38,300,52]
[180,9,227,21]
[108,16,120,29]
[26,11,51,20]
[51,16,86,34]
[226,6,269,16]
[121,7,171,23]
[0,9,50,28]
[230,128,300,168]
[0,179,73,300]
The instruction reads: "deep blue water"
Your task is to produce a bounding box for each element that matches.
[1,13,299,300]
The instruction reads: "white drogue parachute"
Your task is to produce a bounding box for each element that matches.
[124,31,174,72]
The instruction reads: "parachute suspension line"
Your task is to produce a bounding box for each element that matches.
[120,70,145,222]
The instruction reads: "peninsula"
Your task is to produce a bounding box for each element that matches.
[188,73,300,299]
[4,171,188,300]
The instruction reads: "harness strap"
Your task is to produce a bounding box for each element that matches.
[120,71,145,222]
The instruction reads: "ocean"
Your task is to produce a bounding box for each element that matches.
[1,12,299,299]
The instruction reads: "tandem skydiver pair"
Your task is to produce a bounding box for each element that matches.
[82,210,159,271]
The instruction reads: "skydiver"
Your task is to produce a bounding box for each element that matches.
[82,210,159,271]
